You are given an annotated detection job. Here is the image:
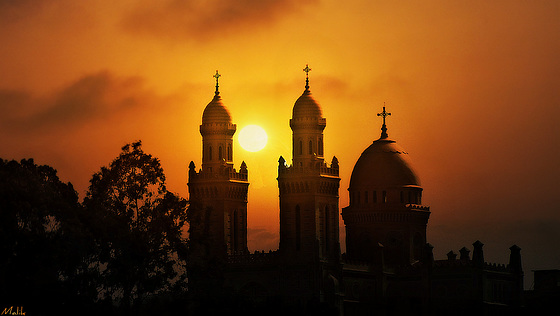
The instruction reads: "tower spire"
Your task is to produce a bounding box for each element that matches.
[214,70,221,95]
[303,64,311,90]
[377,103,391,139]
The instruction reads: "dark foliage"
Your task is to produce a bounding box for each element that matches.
[0,158,93,313]
[83,141,188,313]
[0,141,189,315]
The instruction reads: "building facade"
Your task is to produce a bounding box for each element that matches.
[187,68,525,315]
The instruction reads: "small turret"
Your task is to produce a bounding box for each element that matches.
[472,240,485,267]
[509,245,522,272]
[459,247,470,261]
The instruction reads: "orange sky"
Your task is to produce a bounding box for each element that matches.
[1,0,559,288]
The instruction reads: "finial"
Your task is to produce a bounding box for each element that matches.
[377,103,391,139]
[213,70,221,95]
[303,64,311,90]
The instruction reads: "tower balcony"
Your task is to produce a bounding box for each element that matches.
[289,117,327,130]
[278,159,339,177]
[189,161,248,182]
[200,122,237,136]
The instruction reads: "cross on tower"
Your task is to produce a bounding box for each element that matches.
[303,64,311,90]
[214,70,221,95]
[377,104,391,139]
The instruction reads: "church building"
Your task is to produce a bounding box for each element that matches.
[186,67,525,315]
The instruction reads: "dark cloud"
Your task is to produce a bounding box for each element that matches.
[121,0,319,41]
[0,0,53,24]
[0,71,173,133]
[247,227,279,251]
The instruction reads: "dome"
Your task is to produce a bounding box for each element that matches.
[202,94,232,124]
[349,138,420,189]
[292,89,323,119]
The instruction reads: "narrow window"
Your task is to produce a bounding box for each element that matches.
[318,138,324,156]
[373,191,377,203]
[365,191,368,204]
[208,146,213,160]
[218,146,223,160]
[295,205,301,251]
[309,140,313,155]
[233,210,238,253]
[227,145,232,161]
[299,140,303,155]
[382,191,387,203]
[325,205,330,252]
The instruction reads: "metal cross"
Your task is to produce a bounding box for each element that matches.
[214,70,221,95]
[303,64,311,89]
[377,105,391,126]
[377,104,391,138]
[303,64,311,76]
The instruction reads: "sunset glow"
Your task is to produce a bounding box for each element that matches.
[0,0,559,287]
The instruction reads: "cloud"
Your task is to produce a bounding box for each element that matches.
[121,0,319,41]
[0,71,176,134]
[0,0,52,24]
[247,227,279,251]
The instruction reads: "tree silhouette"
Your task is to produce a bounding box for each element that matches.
[0,158,92,313]
[83,141,188,313]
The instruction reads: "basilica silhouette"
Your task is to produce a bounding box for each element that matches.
[186,67,524,315]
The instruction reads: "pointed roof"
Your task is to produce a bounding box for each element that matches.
[202,94,232,124]
[201,70,232,124]
[292,64,323,119]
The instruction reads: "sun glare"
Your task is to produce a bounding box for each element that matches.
[238,125,268,152]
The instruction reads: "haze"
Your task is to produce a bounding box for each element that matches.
[1,0,559,289]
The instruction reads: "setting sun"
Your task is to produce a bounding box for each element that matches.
[238,125,268,152]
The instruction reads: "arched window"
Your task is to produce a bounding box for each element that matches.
[208,146,213,160]
[318,138,323,156]
[227,145,232,161]
[373,191,377,203]
[295,205,301,251]
[218,146,223,160]
[382,191,387,203]
[365,191,369,204]
[308,140,313,155]
[325,205,330,252]
[299,140,303,155]
[233,210,239,253]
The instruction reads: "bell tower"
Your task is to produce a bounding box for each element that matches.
[277,65,341,262]
[188,71,249,258]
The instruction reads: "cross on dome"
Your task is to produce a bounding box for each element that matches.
[377,104,391,139]
[303,64,311,90]
[214,70,221,95]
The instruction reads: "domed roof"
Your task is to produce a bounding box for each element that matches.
[349,138,420,189]
[292,88,323,119]
[202,94,232,124]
